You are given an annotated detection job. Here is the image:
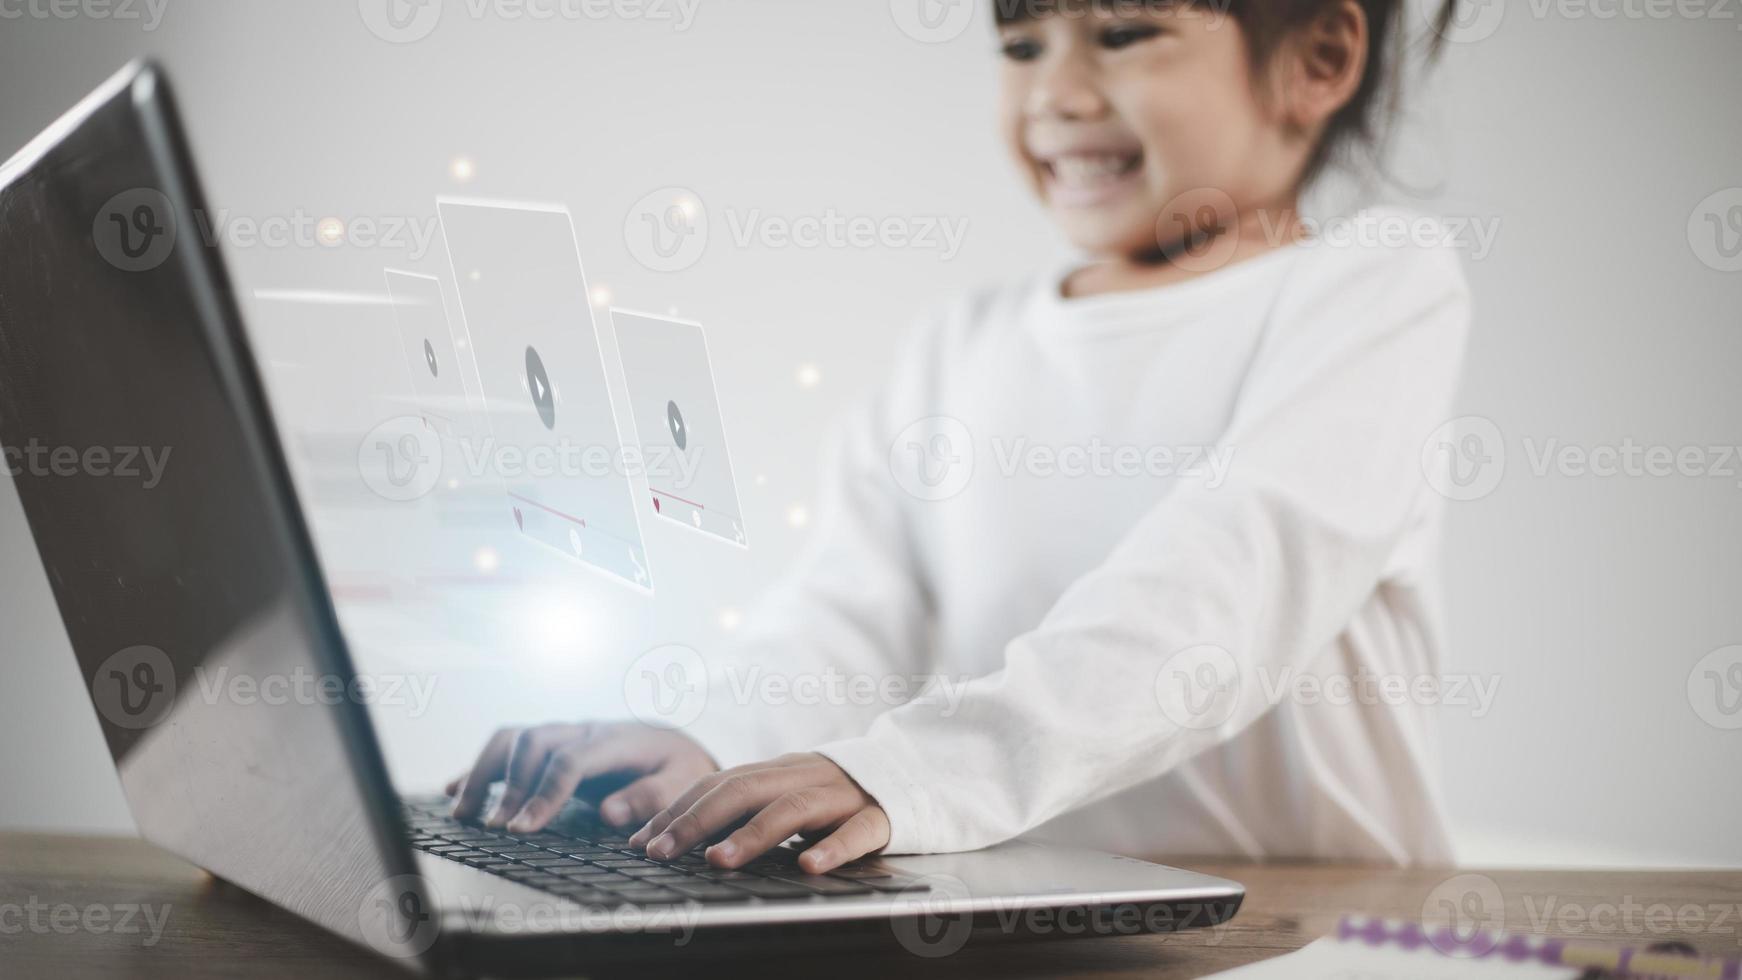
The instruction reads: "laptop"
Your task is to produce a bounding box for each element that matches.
[0,61,1243,975]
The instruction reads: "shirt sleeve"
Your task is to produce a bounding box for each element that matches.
[682,315,943,768]
[815,239,1473,855]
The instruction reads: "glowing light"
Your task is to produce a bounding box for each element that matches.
[468,269,482,282]
[786,505,810,529]
[521,595,589,663]
[590,285,612,307]
[316,217,346,246]
[473,547,500,574]
[447,478,460,490]
[796,364,822,389]
[450,156,476,182]
[754,474,767,487]
[676,196,698,220]
[251,289,392,306]
[718,608,742,631]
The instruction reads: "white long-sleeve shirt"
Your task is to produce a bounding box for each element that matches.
[688,208,1470,865]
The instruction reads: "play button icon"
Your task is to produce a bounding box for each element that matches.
[424,338,439,378]
[525,345,555,430]
[667,400,687,451]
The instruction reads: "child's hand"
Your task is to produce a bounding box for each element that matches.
[628,753,890,874]
[445,721,718,834]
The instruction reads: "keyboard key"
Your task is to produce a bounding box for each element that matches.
[724,880,818,900]
[484,846,547,857]
[559,869,627,883]
[864,877,930,893]
[549,885,616,903]
[769,874,876,896]
[520,857,591,869]
[669,883,757,903]
[827,865,896,880]
[617,866,686,879]
[608,887,687,905]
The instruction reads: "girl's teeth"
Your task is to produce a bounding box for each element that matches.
[1050,154,1136,184]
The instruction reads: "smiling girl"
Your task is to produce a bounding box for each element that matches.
[452,0,1471,875]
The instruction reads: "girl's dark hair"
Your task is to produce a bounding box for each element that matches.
[993,0,1461,186]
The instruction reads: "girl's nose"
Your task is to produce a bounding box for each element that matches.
[1026,53,1110,121]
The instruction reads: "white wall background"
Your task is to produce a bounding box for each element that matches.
[1,0,1738,869]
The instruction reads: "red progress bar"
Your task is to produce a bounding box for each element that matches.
[649,488,705,510]
[507,492,588,528]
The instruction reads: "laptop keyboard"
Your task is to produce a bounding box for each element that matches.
[401,797,925,909]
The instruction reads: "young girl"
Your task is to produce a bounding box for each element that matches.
[450,0,1469,875]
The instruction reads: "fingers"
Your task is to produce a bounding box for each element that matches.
[452,728,516,821]
[627,775,712,849]
[598,771,689,828]
[705,786,860,868]
[444,774,464,797]
[489,724,585,828]
[627,770,731,850]
[637,766,815,860]
[627,755,802,849]
[797,806,891,874]
[454,722,717,833]
[507,734,660,834]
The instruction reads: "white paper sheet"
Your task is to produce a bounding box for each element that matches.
[1206,937,1583,979]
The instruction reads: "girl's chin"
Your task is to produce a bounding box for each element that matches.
[1049,211,1159,257]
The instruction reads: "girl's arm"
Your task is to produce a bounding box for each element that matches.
[632,235,1472,869]
[817,239,1472,855]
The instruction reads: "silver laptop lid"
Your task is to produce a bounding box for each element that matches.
[0,61,434,968]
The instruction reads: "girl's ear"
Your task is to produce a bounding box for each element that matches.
[1276,0,1370,135]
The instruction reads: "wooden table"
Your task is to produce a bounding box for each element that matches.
[2,833,1736,978]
